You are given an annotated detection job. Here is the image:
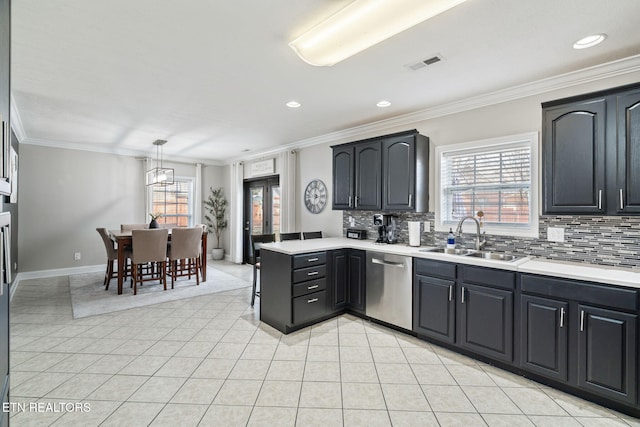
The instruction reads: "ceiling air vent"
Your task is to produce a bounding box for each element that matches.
[405,55,443,71]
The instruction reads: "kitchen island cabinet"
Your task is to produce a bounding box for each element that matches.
[331,249,365,313]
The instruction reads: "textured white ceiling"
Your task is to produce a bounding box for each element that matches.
[10,0,640,163]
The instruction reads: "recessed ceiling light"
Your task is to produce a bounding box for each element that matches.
[573,34,607,49]
[377,100,391,108]
[286,101,301,108]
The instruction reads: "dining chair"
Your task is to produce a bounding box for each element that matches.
[121,223,149,231]
[96,228,130,290]
[130,229,169,295]
[303,231,323,239]
[250,233,275,307]
[280,232,301,241]
[167,227,202,288]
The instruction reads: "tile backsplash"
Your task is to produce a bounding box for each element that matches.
[343,211,640,269]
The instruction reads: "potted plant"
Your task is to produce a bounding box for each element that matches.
[204,186,228,260]
[149,212,162,228]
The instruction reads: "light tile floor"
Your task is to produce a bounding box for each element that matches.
[8,262,640,426]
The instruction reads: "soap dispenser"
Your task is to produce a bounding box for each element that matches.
[447,228,456,249]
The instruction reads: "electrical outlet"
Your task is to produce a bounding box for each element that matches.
[423,221,430,232]
[547,227,565,242]
[74,252,81,261]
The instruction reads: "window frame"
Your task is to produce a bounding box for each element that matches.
[435,132,539,238]
[148,176,195,227]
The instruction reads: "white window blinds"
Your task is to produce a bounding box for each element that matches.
[440,142,532,228]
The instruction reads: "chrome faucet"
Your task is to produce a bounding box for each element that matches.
[455,216,486,251]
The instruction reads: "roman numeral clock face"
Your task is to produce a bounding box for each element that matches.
[304,179,327,214]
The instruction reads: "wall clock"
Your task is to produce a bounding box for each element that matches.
[304,179,327,214]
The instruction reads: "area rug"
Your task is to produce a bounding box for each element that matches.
[69,264,251,319]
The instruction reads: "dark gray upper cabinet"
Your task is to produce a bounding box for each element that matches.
[543,99,606,213]
[331,130,429,212]
[543,83,640,215]
[354,141,382,210]
[332,146,354,209]
[616,89,640,213]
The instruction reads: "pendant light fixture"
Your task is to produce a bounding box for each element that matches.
[145,139,174,186]
[289,0,467,66]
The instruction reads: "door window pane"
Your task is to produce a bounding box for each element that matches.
[251,187,264,235]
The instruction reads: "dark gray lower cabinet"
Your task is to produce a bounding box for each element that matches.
[458,283,513,363]
[332,249,366,313]
[577,304,637,405]
[520,295,568,381]
[413,274,455,344]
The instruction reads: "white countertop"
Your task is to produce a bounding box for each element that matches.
[262,237,640,289]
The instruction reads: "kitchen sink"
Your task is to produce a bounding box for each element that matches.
[465,251,520,262]
[419,247,522,262]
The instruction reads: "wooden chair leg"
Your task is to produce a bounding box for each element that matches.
[195,258,200,286]
[171,260,176,289]
[162,261,167,291]
[133,264,138,295]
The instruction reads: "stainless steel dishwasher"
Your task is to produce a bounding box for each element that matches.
[365,251,413,330]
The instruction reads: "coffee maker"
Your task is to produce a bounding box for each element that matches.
[373,214,398,244]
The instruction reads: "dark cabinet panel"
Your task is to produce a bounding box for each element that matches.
[520,295,568,381]
[616,90,640,213]
[382,136,415,210]
[332,146,354,209]
[458,283,513,362]
[543,99,606,213]
[347,250,366,314]
[331,250,348,310]
[414,274,455,343]
[354,141,382,210]
[293,290,328,325]
[577,304,637,405]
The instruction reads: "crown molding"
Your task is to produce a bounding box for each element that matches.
[10,94,27,141]
[228,54,640,163]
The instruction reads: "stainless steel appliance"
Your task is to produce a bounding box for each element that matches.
[346,228,368,239]
[365,251,412,330]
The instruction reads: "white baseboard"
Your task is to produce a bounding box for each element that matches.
[10,265,104,302]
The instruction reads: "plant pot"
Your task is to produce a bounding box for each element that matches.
[211,248,224,260]
[149,219,159,229]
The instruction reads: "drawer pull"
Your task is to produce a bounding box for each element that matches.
[461,287,465,304]
[308,284,319,290]
[448,285,452,302]
[307,298,319,304]
[307,258,319,262]
[620,188,624,210]
[598,190,602,210]
[307,271,319,276]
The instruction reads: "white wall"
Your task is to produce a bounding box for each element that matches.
[18,145,229,272]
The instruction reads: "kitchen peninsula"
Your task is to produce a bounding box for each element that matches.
[259,237,640,417]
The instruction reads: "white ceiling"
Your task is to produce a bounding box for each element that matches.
[10,0,640,164]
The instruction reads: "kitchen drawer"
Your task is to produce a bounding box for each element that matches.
[293,277,327,298]
[460,265,515,290]
[293,290,327,325]
[521,274,638,311]
[293,265,326,284]
[414,258,456,279]
[293,252,326,269]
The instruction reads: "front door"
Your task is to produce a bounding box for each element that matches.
[243,176,280,263]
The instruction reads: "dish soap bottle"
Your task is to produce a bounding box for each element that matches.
[447,228,456,249]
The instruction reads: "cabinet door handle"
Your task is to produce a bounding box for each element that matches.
[461,287,465,304]
[307,298,319,304]
[409,194,413,207]
[307,271,319,276]
[348,196,352,207]
[307,284,319,290]
[307,258,319,262]
[448,285,452,302]
[560,307,565,328]
[598,190,603,210]
[355,196,359,208]
[580,310,585,332]
[620,189,624,210]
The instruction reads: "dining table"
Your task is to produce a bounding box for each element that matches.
[109,228,208,295]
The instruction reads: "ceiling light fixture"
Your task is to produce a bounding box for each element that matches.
[289,0,467,66]
[573,34,607,49]
[286,101,301,108]
[376,100,391,108]
[145,139,174,186]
